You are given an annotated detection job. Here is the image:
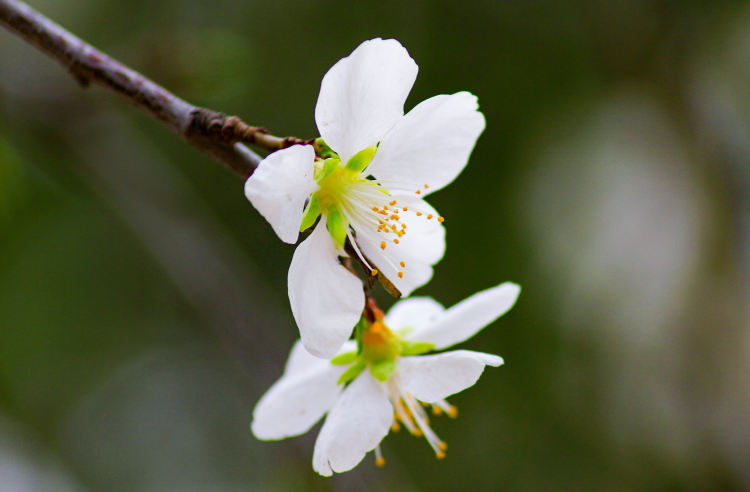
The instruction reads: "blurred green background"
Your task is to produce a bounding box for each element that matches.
[2,0,750,490]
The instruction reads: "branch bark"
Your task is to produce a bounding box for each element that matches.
[0,0,304,179]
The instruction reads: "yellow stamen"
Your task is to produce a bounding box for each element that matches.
[397,271,403,279]
[437,216,444,223]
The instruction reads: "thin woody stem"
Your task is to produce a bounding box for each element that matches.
[0,0,307,179]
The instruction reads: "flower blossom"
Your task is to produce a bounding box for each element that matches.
[251,282,520,476]
[244,38,486,358]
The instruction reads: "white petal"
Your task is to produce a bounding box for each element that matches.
[251,359,344,440]
[244,145,317,244]
[384,297,445,332]
[284,339,356,376]
[312,374,392,476]
[398,350,503,403]
[288,221,365,358]
[409,282,521,349]
[367,92,485,196]
[315,38,418,162]
[355,197,445,296]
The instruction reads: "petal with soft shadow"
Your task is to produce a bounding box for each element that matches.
[409,282,520,349]
[244,145,317,244]
[285,339,357,376]
[384,296,445,333]
[288,221,365,358]
[312,374,392,476]
[367,92,485,196]
[315,38,418,162]
[251,359,344,440]
[398,350,503,403]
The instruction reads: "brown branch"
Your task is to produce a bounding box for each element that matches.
[0,0,307,179]
[190,110,314,152]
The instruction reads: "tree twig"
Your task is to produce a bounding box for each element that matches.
[0,0,305,179]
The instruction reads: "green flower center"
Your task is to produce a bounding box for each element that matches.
[331,318,434,384]
[298,143,379,249]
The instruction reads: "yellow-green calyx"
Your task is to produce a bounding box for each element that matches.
[331,318,434,384]
[298,142,379,249]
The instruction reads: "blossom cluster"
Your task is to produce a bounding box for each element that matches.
[244,38,520,476]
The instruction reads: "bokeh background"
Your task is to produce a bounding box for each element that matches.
[2,0,750,490]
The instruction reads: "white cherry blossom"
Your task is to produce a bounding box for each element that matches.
[251,282,520,476]
[244,38,486,358]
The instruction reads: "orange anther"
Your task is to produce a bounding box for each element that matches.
[372,206,379,212]
[376,457,386,467]
[371,269,378,276]
[424,184,429,189]
[416,212,422,216]
[394,238,400,244]
[437,216,445,222]
[380,241,386,250]
[399,261,405,268]
[438,442,448,451]
[390,214,400,220]
[389,200,397,206]
[402,206,408,211]
[398,271,404,279]
[416,189,421,194]
[427,214,433,220]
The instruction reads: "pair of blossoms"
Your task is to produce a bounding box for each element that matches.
[245,39,520,476]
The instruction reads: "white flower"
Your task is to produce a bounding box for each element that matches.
[244,38,486,358]
[251,282,520,476]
